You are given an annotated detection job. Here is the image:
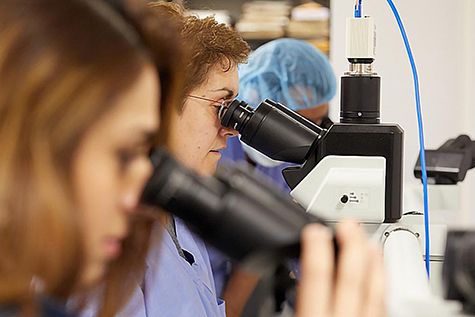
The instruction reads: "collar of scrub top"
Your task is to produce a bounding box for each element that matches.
[187,94,231,121]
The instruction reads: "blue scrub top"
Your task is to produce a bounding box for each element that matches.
[80,218,226,317]
[131,218,226,317]
[220,137,294,194]
[4,298,75,317]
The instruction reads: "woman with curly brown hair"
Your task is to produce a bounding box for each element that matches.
[107,3,386,317]
[95,4,251,317]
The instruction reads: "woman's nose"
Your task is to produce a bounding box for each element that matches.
[121,192,139,214]
[122,159,153,213]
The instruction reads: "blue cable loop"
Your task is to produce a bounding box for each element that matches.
[385,0,431,277]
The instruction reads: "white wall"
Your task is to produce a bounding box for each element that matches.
[459,0,475,223]
[330,0,475,222]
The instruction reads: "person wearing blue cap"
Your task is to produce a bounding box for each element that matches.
[210,38,338,316]
[221,38,337,193]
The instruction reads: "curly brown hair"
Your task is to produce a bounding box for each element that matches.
[149,1,250,95]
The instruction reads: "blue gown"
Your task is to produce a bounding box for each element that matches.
[81,218,225,317]
[220,137,294,194]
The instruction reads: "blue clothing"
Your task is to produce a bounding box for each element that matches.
[221,137,294,194]
[207,246,232,298]
[1,298,75,317]
[81,218,225,317]
[129,218,225,317]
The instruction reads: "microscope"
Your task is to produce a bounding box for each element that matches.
[141,11,475,317]
[142,149,326,271]
[141,16,404,268]
[220,16,404,225]
[142,16,404,279]
[414,135,475,185]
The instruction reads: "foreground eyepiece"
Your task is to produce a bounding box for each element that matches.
[444,230,475,313]
[141,148,325,270]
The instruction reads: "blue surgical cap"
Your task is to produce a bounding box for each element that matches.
[238,38,336,111]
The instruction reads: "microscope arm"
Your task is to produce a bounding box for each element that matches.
[414,135,475,184]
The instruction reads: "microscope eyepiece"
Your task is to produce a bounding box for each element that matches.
[141,148,326,269]
[219,99,254,131]
[219,99,325,164]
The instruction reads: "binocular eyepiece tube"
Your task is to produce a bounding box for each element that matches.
[219,99,326,164]
[141,149,326,271]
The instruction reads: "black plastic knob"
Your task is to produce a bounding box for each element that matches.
[340,195,349,204]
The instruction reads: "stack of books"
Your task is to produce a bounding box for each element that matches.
[235,1,291,40]
[287,2,330,54]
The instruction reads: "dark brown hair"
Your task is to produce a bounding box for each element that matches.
[0,0,184,315]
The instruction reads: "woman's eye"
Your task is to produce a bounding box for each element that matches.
[117,150,136,170]
[117,146,151,171]
[212,105,222,113]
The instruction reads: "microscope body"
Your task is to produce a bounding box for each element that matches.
[220,93,404,224]
[283,22,404,224]
[284,122,403,223]
[220,68,405,225]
